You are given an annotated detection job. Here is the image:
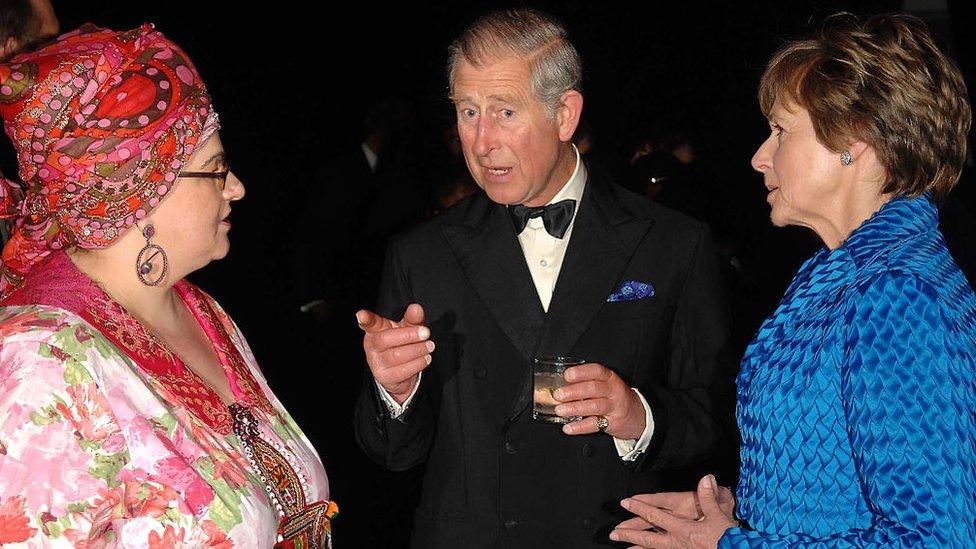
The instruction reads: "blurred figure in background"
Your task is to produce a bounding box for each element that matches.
[574,116,628,189]
[0,0,58,245]
[293,100,395,323]
[0,0,57,60]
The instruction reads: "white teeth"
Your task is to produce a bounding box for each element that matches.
[487,168,510,175]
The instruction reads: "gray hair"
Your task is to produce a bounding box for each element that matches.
[447,9,582,114]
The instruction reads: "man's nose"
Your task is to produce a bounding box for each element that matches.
[472,117,499,157]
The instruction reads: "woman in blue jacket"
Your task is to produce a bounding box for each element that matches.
[612,13,975,548]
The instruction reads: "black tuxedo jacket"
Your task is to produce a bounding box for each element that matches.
[355,171,736,548]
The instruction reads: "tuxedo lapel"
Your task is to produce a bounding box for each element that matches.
[505,180,655,422]
[542,181,655,353]
[441,194,546,364]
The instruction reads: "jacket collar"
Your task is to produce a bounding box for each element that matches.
[834,194,938,271]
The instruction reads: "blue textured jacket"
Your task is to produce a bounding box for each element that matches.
[721,196,976,547]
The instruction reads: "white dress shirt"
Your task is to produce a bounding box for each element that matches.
[378,147,654,461]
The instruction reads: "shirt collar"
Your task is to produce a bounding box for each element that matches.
[522,145,586,233]
[548,145,586,207]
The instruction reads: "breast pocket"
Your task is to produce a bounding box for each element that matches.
[576,300,656,383]
[603,297,654,319]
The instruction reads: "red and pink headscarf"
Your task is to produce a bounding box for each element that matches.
[0,23,219,298]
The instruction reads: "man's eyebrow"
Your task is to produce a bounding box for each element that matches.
[449,94,522,105]
[486,94,521,104]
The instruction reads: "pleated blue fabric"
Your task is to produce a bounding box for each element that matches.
[721,195,976,547]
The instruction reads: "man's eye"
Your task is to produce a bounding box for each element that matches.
[501,109,515,118]
[461,108,477,118]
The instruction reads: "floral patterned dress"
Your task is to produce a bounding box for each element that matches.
[0,252,334,547]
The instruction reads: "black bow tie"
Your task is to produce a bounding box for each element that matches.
[507,199,577,239]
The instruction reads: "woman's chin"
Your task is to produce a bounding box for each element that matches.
[206,241,232,264]
[769,214,789,228]
[768,206,792,228]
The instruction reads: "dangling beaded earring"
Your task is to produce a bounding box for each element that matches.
[840,150,853,166]
[136,224,169,286]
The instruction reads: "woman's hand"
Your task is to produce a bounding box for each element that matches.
[611,475,737,548]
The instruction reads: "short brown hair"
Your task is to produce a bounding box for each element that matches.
[447,9,582,114]
[759,13,971,202]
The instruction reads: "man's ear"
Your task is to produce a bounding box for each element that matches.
[555,90,583,143]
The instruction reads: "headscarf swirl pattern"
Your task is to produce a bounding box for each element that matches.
[0,23,219,298]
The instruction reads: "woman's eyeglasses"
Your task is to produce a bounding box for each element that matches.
[178,170,230,191]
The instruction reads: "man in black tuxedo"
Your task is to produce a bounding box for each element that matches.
[354,9,735,548]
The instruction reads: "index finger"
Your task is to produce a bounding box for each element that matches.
[564,362,613,383]
[621,498,682,532]
[356,310,392,334]
[614,516,654,531]
[631,492,700,517]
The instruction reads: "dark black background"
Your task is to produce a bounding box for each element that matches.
[35,1,976,546]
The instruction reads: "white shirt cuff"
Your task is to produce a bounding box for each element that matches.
[613,387,655,461]
[376,372,422,418]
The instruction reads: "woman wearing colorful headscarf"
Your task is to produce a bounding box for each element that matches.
[0,24,336,546]
[611,14,974,548]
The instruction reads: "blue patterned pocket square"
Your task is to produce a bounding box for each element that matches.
[607,280,655,302]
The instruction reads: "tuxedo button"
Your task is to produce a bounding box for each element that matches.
[581,516,595,530]
[540,259,548,267]
[504,519,519,530]
[581,443,594,457]
[504,441,519,454]
[474,367,487,379]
